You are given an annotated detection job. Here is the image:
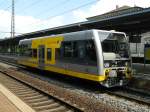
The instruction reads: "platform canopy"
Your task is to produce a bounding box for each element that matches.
[1,6,150,46]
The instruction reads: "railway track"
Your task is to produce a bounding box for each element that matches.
[14,66,150,106]
[1,58,149,105]
[0,72,79,112]
[0,61,118,112]
[0,57,149,112]
[106,87,150,106]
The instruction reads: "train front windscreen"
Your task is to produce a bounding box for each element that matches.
[100,33,130,68]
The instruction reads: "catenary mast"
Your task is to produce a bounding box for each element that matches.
[11,0,15,38]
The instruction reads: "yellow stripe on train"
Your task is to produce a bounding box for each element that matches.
[18,60,106,82]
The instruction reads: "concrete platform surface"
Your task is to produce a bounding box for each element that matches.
[0,92,21,112]
[0,83,35,112]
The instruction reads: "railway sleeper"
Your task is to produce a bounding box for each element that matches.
[22,94,45,100]
[3,79,22,83]
[65,110,75,112]
[7,86,30,90]
[11,90,34,94]
[39,106,67,112]
[26,97,49,103]
[31,100,55,107]
[2,81,20,85]
[18,91,39,97]
[6,84,26,87]
[8,87,32,91]
[4,87,33,93]
[33,103,61,111]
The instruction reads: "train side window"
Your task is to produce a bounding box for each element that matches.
[85,40,97,62]
[63,41,77,58]
[47,48,52,60]
[77,41,86,59]
[63,42,73,57]
[19,44,32,57]
[77,40,97,66]
[24,48,32,57]
[32,49,37,58]
[57,40,97,66]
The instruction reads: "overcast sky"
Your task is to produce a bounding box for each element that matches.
[0,0,150,39]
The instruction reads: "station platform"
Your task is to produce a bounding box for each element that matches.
[132,63,150,74]
[0,54,18,63]
[0,81,35,112]
[0,92,21,112]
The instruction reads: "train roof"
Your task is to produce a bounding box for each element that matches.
[19,29,125,45]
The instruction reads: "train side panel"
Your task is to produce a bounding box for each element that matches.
[18,31,107,82]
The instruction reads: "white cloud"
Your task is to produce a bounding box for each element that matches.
[73,0,150,21]
[0,10,10,32]
[16,15,64,33]
[0,10,65,39]
[73,9,87,22]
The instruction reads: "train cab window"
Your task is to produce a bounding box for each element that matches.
[32,49,37,58]
[47,48,52,60]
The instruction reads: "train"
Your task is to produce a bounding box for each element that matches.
[18,29,132,87]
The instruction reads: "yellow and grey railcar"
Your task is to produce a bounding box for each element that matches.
[18,29,132,87]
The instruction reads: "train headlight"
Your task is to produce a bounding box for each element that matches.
[109,70,117,77]
[104,63,110,68]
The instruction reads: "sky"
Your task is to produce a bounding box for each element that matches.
[0,0,150,39]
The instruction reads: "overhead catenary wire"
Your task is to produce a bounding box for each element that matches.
[0,31,22,34]
[0,31,23,39]
[16,0,44,14]
[0,33,7,38]
[0,0,99,38]
[26,0,100,28]
[0,3,11,39]
[0,0,19,16]
[0,0,20,39]
[46,0,99,20]
[34,0,70,17]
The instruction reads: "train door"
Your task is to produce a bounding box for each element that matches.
[38,45,45,69]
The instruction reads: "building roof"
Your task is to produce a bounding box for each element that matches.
[87,6,143,21]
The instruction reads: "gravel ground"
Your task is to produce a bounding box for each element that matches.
[72,89,150,112]
[0,62,150,112]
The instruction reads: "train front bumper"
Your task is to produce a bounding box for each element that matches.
[100,67,132,88]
